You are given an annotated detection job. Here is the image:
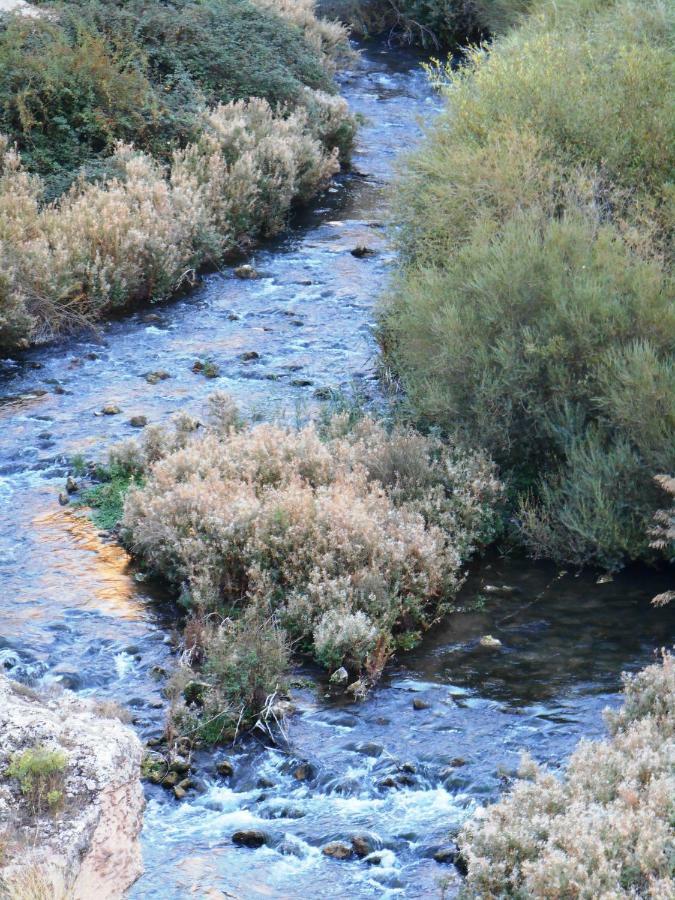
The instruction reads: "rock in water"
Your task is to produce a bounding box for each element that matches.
[322,841,354,860]
[0,673,144,899]
[234,264,259,279]
[329,666,348,686]
[232,829,266,848]
[479,635,502,649]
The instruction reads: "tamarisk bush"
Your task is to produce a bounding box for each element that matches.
[458,651,675,898]
[105,395,501,740]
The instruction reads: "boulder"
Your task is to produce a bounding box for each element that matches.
[232,830,266,848]
[322,841,354,860]
[0,674,144,899]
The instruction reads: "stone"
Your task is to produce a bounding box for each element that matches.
[350,245,376,258]
[0,673,144,899]
[240,351,260,361]
[58,492,70,506]
[101,404,121,416]
[413,698,430,710]
[322,841,354,860]
[160,771,179,788]
[173,785,187,800]
[292,763,313,782]
[400,761,416,774]
[433,845,458,865]
[479,635,502,649]
[144,370,170,384]
[257,776,275,788]
[65,476,79,494]
[329,667,349,686]
[234,264,259,279]
[128,416,147,429]
[346,679,366,698]
[351,835,372,857]
[216,759,234,777]
[168,756,191,775]
[232,830,266,848]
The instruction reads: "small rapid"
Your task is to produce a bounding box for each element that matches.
[0,42,672,899]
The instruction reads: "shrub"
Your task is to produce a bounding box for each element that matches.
[0,0,345,189]
[379,0,675,568]
[0,0,354,348]
[102,397,500,740]
[6,746,68,816]
[0,93,344,347]
[458,651,675,897]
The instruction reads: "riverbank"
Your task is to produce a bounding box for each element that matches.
[0,0,354,350]
[378,0,674,571]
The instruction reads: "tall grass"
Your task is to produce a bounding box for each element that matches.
[379,0,675,568]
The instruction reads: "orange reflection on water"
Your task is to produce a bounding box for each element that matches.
[30,503,146,621]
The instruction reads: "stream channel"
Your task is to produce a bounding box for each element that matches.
[1,40,673,899]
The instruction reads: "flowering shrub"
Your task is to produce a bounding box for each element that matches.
[121,404,501,653]
[105,396,501,740]
[459,652,675,897]
[0,93,345,347]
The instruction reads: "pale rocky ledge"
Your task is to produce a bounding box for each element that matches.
[0,674,144,898]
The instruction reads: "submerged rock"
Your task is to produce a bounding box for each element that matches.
[143,370,170,385]
[128,415,148,429]
[351,835,372,857]
[0,673,144,899]
[433,845,459,865]
[412,697,430,710]
[216,759,234,777]
[350,245,376,258]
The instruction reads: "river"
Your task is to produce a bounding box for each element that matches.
[0,41,672,899]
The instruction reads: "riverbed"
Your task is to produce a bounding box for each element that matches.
[0,41,673,899]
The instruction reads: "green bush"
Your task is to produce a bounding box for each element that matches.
[319,0,532,44]
[380,0,675,568]
[6,746,68,816]
[0,0,339,192]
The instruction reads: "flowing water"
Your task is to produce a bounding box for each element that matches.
[0,42,673,899]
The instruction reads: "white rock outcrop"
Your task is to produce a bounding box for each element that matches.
[0,675,145,899]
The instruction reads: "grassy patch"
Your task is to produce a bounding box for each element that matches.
[79,465,143,531]
[6,746,68,817]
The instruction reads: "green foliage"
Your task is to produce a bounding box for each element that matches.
[0,0,336,192]
[80,464,143,530]
[320,0,531,45]
[6,746,68,816]
[380,0,675,568]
